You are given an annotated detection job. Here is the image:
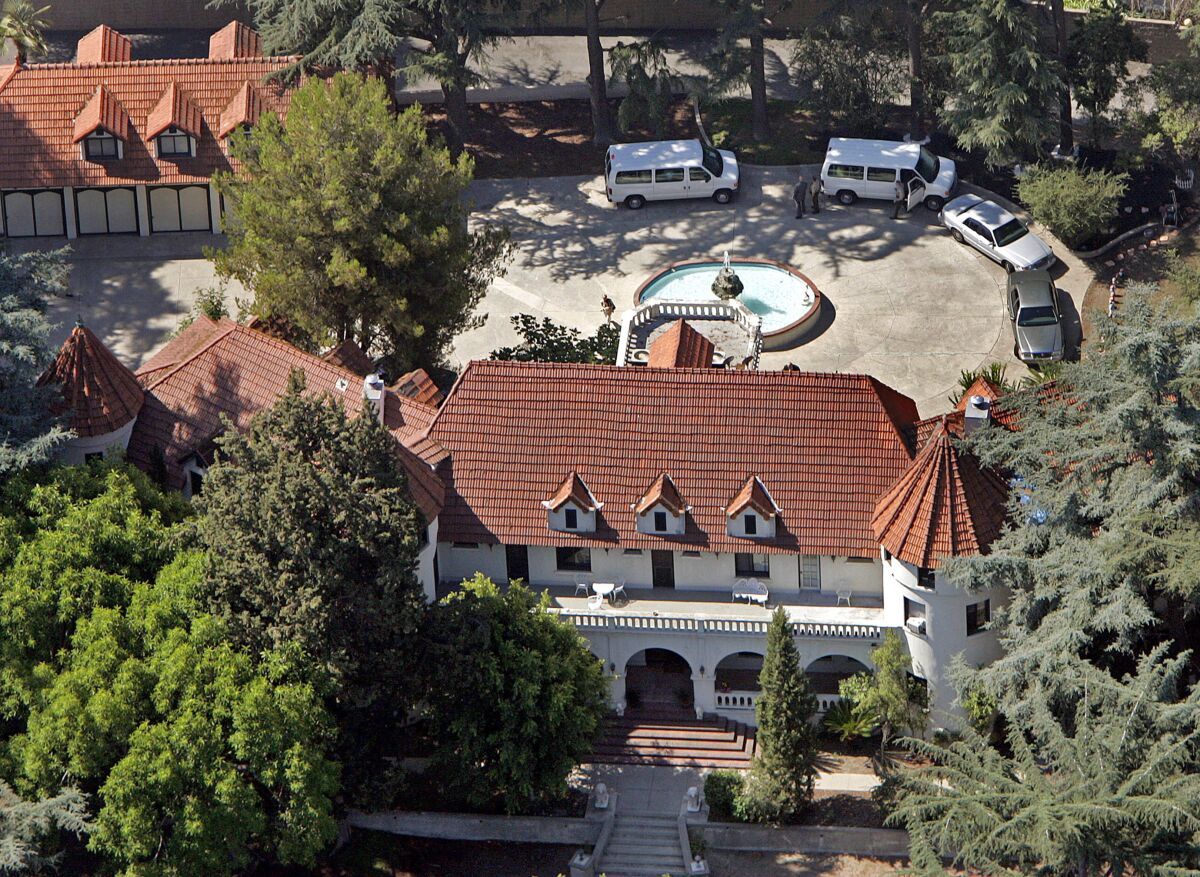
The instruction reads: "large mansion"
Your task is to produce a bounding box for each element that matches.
[43,317,1013,727]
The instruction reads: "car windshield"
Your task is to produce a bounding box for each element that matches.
[1017,305,1058,327]
[702,145,723,177]
[915,147,939,182]
[994,218,1028,247]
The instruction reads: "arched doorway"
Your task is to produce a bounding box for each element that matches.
[715,651,764,695]
[624,648,693,717]
[806,654,871,696]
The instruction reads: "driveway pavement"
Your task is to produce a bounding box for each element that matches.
[462,165,1091,416]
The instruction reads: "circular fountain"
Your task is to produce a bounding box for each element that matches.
[635,256,822,350]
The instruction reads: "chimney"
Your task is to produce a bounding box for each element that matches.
[76,25,132,64]
[362,373,386,424]
[209,21,263,59]
[963,395,991,435]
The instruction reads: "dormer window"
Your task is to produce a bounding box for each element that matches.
[726,476,780,539]
[84,130,118,159]
[634,473,688,536]
[542,471,601,534]
[157,126,192,158]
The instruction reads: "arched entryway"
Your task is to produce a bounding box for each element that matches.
[806,654,871,697]
[624,648,694,717]
[714,651,764,701]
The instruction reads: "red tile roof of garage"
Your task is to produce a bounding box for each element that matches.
[38,322,144,437]
[635,473,687,516]
[545,471,601,511]
[726,475,779,518]
[871,418,1009,569]
[126,318,442,520]
[0,23,294,189]
[145,82,204,139]
[71,85,130,143]
[426,361,920,555]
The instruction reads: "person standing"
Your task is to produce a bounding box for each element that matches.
[793,175,809,219]
[892,178,906,219]
[810,175,823,214]
[601,294,616,324]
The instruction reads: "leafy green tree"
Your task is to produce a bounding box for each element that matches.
[1068,5,1147,146]
[490,315,619,364]
[858,631,926,750]
[944,292,1200,721]
[1167,249,1200,303]
[738,608,818,822]
[0,782,88,874]
[195,372,427,799]
[424,574,609,814]
[936,0,1063,166]
[790,12,907,137]
[0,1,49,66]
[887,648,1200,876]
[212,73,512,372]
[608,39,681,139]
[0,250,70,478]
[708,0,791,141]
[1016,164,1127,249]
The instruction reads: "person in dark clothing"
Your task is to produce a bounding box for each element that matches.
[601,294,616,324]
[793,175,809,219]
[810,176,823,214]
[892,178,906,219]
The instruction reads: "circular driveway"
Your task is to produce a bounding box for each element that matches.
[460,166,1085,416]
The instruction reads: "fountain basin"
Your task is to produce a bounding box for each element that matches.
[635,259,823,350]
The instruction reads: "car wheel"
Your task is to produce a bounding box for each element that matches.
[837,190,857,206]
[924,195,945,212]
[950,228,964,244]
[625,194,646,210]
[1002,261,1015,274]
[713,189,733,204]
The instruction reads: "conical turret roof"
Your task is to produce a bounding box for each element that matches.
[870,418,1008,569]
[39,323,143,437]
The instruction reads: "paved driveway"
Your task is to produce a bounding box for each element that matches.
[462,165,1088,416]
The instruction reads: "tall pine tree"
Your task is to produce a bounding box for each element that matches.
[739,607,818,822]
[0,249,70,477]
[936,0,1062,165]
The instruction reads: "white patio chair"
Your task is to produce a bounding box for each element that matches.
[836,589,853,607]
[612,577,627,605]
[574,576,591,597]
[587,593,604,610]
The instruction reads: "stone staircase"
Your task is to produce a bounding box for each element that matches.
[591,712,756,768]
[596,811,687,877]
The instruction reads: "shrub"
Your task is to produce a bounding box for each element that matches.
[822,698,877,742]
[1166,249,1200,303]
[1016,165,1128,249]
[961,685,998,737]
[703,770,745,820]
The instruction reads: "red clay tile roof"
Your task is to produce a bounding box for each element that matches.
[391,367,443,408]
[0,26,294,188]
[726,475,779,518]
[218,80,266,139]
[145,81,203,139]
[544,471,601,512]
[955,376,1004,411]
[635,473,687,516]
[871,419,1009,569]
[72,85,130,142]
[38,323,144,436]
[127,319,442,520]
[427,362,919,555]
[321,338,375,377]
[209,22,263,60]
[648,320,715,368]
[76,26,132,64]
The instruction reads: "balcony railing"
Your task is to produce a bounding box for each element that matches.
[715,690,843,713]
[557,609,883,640]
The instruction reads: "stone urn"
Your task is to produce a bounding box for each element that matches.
[711,265,743,301]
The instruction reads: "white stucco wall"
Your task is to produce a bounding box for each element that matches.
[634,503,686,536]
[437,541,507,585]
[546,501,597,533]
[56,420,135,465]
[882,554,1004,727]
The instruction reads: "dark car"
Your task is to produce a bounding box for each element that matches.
[1006,269,1064,363]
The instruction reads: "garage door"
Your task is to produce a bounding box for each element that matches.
[3,190,65,237]
[76,187,138,235]
[149,185,210,233]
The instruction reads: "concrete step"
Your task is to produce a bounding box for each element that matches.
[600,856,686,872]
[608,832,680,846]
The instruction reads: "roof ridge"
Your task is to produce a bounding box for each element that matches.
[23,56,299,71]
[142,320,239,391]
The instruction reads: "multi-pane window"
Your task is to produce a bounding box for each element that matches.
[966,599,991,636]
[564,508,578,530]
[734,552,769,578]
[84,131,117,159]
[556,546,591,572]
[158,126,191,157]
[800,555,821,590]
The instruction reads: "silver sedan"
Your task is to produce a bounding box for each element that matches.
[941,194,1055,274]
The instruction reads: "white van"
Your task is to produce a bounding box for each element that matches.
[820,138,958,212]
[605,139,739,209]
